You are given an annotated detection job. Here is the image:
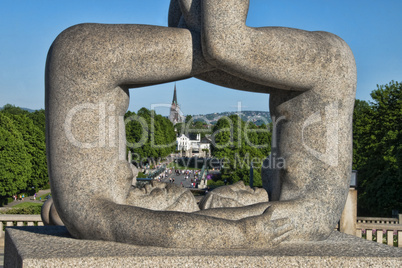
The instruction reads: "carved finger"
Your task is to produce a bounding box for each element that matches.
[271,230,291,246]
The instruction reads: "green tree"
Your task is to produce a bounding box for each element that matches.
[185,115,193,123]
[1,104,29,116]
[5,113,48,190]
[176,117,211,139]
[28,109,46,135]
[210,115,271,187]
[1,106,49,194]
[352,100,372,171]
[0,113,31,202]
[125,108,176,164]
[174,122,184,135]
[354,81,402,216]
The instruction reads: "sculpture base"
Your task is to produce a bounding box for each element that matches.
[5,226,402,267]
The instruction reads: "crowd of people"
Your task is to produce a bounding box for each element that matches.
[148,166,205,188]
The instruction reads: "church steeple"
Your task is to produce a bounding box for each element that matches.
[172,83,178,105]
[169,83,184,125]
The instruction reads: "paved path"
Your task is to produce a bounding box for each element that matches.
[0,189,51,213]
[159,169,205,189]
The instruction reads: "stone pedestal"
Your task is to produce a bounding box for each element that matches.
[340,188,358,235]
[4,226,402,267]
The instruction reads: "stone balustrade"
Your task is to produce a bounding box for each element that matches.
[1,213,401,247]
[355,215,402,247]
[0,215,43,238]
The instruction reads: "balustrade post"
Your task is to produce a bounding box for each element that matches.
[356,229,362,238]
[398,231,401,248]
[366,229,373,241]
[377,230,383,244]
[387,230,393,246]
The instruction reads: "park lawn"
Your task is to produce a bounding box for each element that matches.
[38,193,51,200]
[12,202,43,209]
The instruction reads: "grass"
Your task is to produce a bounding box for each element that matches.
[37,193,51,201]
[12,202,43,209]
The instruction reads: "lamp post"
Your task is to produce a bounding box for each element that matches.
[249,161,254,188]
[350,170,357,188]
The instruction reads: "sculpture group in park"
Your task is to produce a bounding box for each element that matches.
[45,0,356,248]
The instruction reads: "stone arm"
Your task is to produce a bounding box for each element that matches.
[194,202,271,220]
[96,199,289,248]
[200,0,354,92]
[167,0,280,94]
[45,23,290,249]
[200,0,357,241]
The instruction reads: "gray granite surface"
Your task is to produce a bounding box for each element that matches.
[5,227,402,267]
[199,181,268,210]
[44,0,357,248]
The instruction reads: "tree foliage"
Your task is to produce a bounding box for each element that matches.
[0,105,48,203]
[353,81,401,216]
[8,113,48,190]
[125,108,176,163]
[0,113,31,198]
[175,118,211,139]
[210,115,272,187]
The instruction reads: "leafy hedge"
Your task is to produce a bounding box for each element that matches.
[0,202,42,215]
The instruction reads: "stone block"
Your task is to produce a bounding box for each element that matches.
[5,226,402,267]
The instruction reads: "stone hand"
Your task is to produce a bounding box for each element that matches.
[242,205,292,248]
[126,180,200,213]
[199,181,268,210]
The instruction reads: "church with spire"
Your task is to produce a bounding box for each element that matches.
[168,84,184,125]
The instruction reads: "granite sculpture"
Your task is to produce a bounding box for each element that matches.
[45,0,356,248]
[41,197,63,226]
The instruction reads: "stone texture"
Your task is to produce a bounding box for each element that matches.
[41,197,63,226]
[199,181,269,209]
[5,227,402,267]
[44,0,357,249]
[126,181,199,212]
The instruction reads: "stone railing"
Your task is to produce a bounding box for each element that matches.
[355,215,402,247]
[0,214,43,238]
[0,213,401,248]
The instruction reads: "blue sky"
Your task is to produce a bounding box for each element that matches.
[1,0,401,116]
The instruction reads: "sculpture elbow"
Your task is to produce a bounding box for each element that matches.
[201,41,223,67]
[201,26,249,69]
[201,34,236,69]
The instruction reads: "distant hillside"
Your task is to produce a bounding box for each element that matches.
[192,111,271,125]
[21,107,36,113]
[0,104,36,113]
